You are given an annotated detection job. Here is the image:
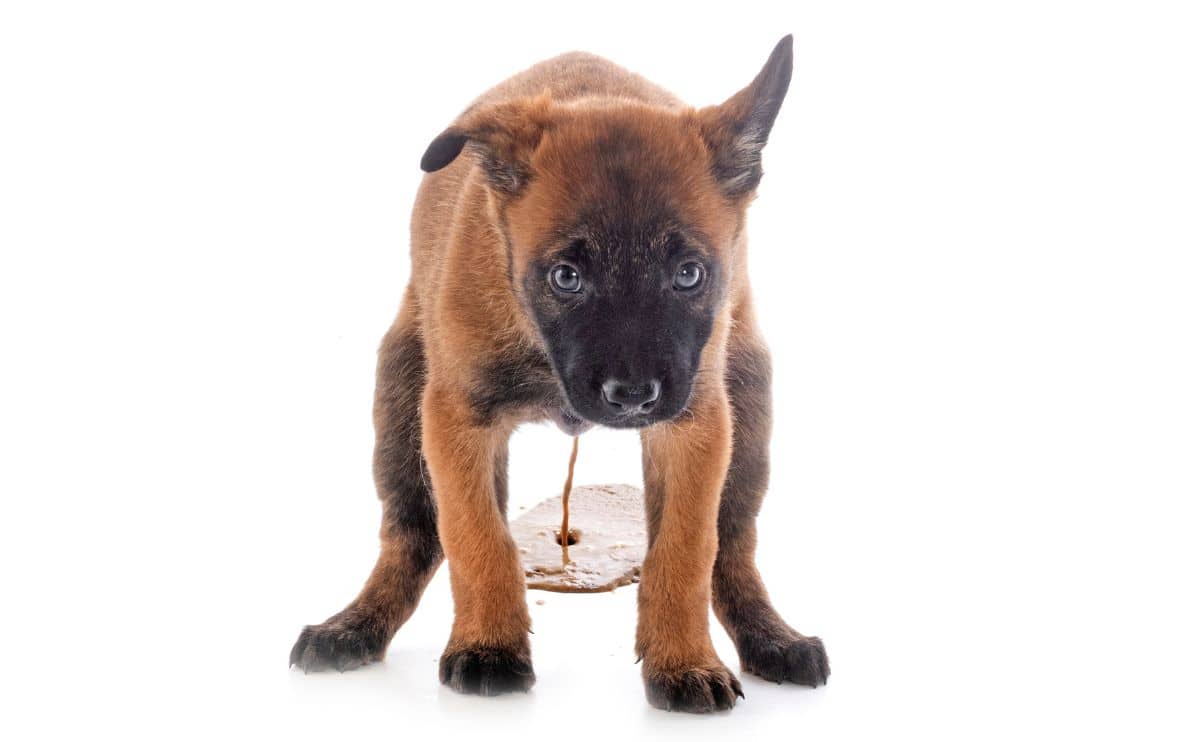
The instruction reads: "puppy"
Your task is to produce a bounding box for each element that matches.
[290,34,829,712]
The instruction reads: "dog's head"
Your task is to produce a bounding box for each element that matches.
[421,37,792,429]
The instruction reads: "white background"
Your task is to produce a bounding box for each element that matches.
[2,1,1198,739]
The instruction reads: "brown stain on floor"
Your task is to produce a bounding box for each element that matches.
[512,484,646,593]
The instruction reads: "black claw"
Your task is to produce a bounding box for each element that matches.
[644,666,742,713]
[439,645,535,696]
[289,636,304,668]
[737,632,830,687]
[288,612,390,674]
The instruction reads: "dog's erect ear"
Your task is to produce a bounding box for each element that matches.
[699,34,793,198]
[419,96,552,194]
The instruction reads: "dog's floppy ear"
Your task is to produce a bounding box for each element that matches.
[699,34,793,198]
[419,96,552,194]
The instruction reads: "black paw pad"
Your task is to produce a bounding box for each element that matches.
[644,665,744,713]
[439,645,535,696]
[289,613,388,673]
[737,634,830,687]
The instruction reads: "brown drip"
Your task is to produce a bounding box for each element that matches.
[559,436,579,565]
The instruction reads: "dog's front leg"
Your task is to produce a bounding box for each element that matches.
[421,381,534,696]
[637,389,742,712]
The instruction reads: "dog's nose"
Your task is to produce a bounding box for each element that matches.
[601,378,662,415]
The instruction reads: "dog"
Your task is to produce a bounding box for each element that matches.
[290,34,829,713]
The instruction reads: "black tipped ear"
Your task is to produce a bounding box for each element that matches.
[740,34,794,146]
[417,96,551,192]
[701,34,794,197]
[420,130,469,172]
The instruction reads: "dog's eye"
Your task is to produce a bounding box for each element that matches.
[550,264,582,293]
[673,262,704,291]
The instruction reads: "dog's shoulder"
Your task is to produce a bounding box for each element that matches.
[467,342,559,426]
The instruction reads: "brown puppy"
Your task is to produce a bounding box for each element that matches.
[290,35,829,713]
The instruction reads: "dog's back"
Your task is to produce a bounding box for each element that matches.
[467,52,681,111]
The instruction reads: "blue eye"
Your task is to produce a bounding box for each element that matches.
[550,264,582,293]
[673,262,703,290]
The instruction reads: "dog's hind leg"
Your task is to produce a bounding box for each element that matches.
[290,302,443,672]
[711,328,830,687]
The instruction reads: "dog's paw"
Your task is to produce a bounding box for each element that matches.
[737,633,830,687]
[643,663,744,713]
[289,611,389,673]
[439,645,535,696]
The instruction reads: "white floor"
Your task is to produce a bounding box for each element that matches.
[3,3,1198,739]
[6,422,1193,740]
